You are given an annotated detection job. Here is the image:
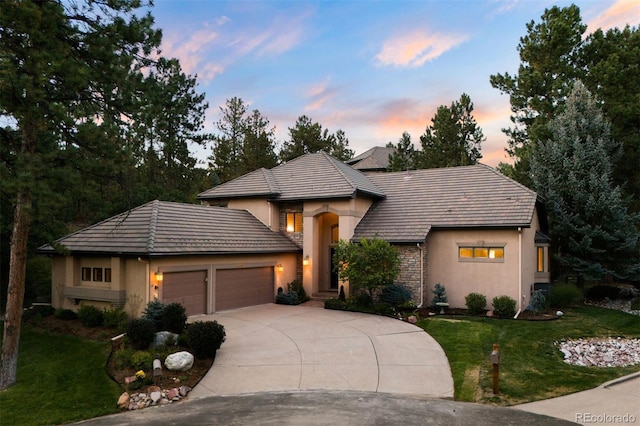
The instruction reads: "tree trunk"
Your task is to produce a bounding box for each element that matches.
[0,122,35,390]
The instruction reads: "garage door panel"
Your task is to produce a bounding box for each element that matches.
[216,267,274,311]
[163,270,207,316]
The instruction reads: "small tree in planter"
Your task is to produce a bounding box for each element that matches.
[332,237,400,301]
[431,283,448,309]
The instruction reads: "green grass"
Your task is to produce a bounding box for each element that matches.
[419,305,640,405]
[0,325,121,425]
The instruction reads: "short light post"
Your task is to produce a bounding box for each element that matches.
[491,343,500,395]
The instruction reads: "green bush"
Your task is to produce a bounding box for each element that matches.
[103,307,128,329]
[492,295,516,318]
[354,291,373,308]
[114,348,134,370]
[131,350,153,371]
[29,304,55,317]
[528,290,546,315]
[77,304,104,327]
[287,279,309,303]
[431,283,448,308]
[54,308,78,320]
[142,299,166,331]
[162,303,187,334]
[187,321,226,359]
[465,293,487,315]
[381,284,412,307]
[275,290,299,305]
[547,284,582,308]
[126,318,156,350]
[324,298,347,310]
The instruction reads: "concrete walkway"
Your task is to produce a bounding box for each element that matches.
[514,372,640,425]
[188,302,454,399]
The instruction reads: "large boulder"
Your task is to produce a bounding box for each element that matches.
[154,331,179,347]
[165,351,194,371]
[117,392,130,409]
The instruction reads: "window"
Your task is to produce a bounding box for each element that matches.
[458,245,504,262]
[537,246,548,273]
[286,212,302,233]
[82,267,92,281]
[104,268,112,283]
[331,225,339,244]
[92,268,103,282]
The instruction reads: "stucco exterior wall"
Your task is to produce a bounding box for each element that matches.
[50,252,299,317]
[227,198,279,231]
[426,228,523,310]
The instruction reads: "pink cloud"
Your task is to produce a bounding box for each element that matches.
[161,24,223,81]
[586,0,640,33]
[375,31,468,67]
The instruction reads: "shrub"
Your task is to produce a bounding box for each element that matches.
[131,351,153,371]
[547,284,582,308]
[287,279,309,303]
[103,307,128,329]
[275,290,299,305]
[187,321,226,359]
[162,303,187,334]
[324,298,347,310]
[381,284,413,307]
[54,308,77,320]
[142,299,166,331]
[30,304,55,317]
[492,295,516,318]
[354,291,373,308]
[126,318,156,350]
[114,348,134,370]
[431,283,448,308]
[528,290,546,315]
[586,285,621,300]
[77,304,104,327]
[465,293,487,315]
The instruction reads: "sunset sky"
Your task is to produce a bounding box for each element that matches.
[149,0,640,167]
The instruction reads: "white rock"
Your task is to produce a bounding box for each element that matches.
[165,351,194,371]
[150,391,161,403]
[556,311,564,317]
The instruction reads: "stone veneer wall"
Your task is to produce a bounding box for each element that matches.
[279,202,304,247]
[394,244,427,306]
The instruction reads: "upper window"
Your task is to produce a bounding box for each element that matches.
[286,212,302,233]
[81,267,111,283]
[331,225,339,244]
[537,246,548,273]
[458,245,504,262]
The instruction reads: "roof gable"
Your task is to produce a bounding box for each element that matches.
[39,200,300,256]
[198,152,385,201]
[347,146,394,171]
[353,164,538,242]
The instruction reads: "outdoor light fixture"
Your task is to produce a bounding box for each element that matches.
[153,270,163,290]
[277,264,284,272]
[303,255,310,266]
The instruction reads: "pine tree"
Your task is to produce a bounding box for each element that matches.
[531,81,640,282]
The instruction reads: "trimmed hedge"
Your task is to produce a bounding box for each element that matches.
[465,293,487,316]
[492,295,516,318]
[187,321,226,359]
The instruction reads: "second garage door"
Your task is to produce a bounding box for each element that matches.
[163,270,208,316]
[215,266,274,311]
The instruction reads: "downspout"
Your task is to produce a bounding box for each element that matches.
[138,257,150,305]
[514,227,522,318]
[417,243,424,308]
[268,201,272,229]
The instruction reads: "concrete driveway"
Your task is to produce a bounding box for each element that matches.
[188,302,454,399]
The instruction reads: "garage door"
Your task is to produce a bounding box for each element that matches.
[163,270,207,316]
[215,266,274,311]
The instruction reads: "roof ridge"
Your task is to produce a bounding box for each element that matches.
[146,200,160,252]
[476,163,538,196]
[261,168,281,194]
[322,151,358,194]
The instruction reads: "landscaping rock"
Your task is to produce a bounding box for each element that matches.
[556,337,640,367]
[407,316,417,324]
[165,351,194,371]
[154,331,179,347]
[117,392,130,409]
[150,391,162,403]
[179,385,192,397]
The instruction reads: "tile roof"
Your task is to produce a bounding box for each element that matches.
[198,152,385,201]
[346,146,395,171]
[38,200,301,256]
[353,164,538,243]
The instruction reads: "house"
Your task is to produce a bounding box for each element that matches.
[40,151,550,316]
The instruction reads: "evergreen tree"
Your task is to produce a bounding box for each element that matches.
[0,0,171,389]
[490,5,585,187]
[531,82,640,282]
[386,132,415,172]
[416,93,483,169]
[279,115,353,162]
[242,109,278,173]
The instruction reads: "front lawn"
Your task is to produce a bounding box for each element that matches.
[419,305,640,405]
[0,325,121,425]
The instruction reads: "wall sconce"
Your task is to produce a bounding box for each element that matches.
[277,264,283,272]
[303,255,310,266]
[153,270,163,290]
